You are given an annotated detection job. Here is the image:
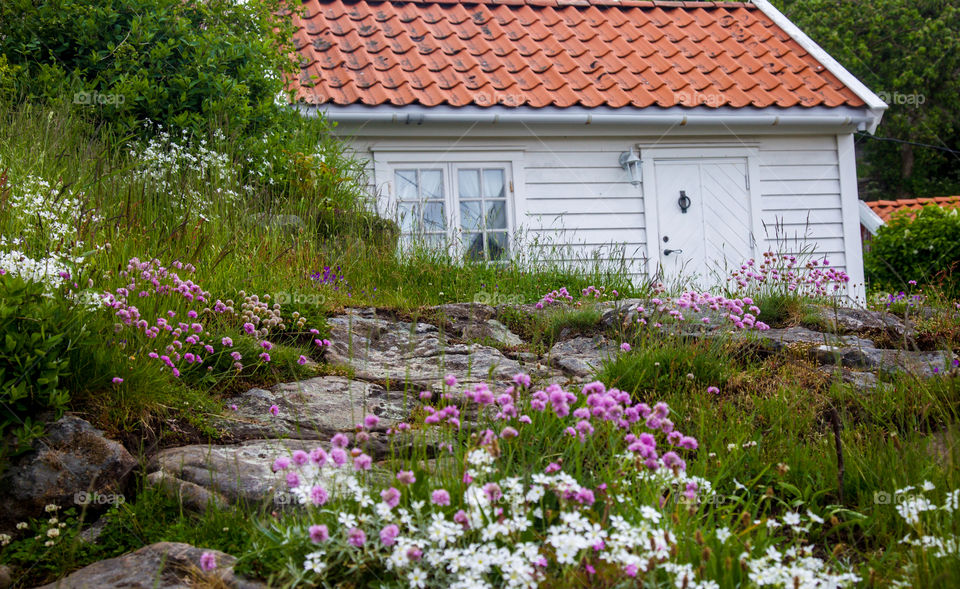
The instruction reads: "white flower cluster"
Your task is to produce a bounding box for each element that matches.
[745,543,861,588]
[896,482,959,559]
[128,129,248,221]
[0,171,99,292]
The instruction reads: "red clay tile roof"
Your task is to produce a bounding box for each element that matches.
[866,196,960,223]
[291,0,866,109]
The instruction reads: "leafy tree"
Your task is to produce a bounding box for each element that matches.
[864,206,960,293]
[774,0,960,198]
[0,0,298,136]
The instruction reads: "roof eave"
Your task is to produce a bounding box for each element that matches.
[298,103,880,131]
[751,0,886,133]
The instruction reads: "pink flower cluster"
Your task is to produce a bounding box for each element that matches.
[728,251,850,298]
[535,287,574,309]
[417,374,697,473]
[641,290,770,331]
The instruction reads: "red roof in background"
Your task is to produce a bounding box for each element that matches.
[866,196,960,223]
[291,0,866,109]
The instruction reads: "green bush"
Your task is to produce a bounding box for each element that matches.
[0,275,86,460]
[865,205,960,294]
[0,0,296,136]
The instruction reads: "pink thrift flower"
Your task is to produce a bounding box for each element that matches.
[286,471,299,488]
[419,390,432,401]
[330,433,349,448]
[444,374,457,387]
[545,462,561,474]
[269,404,280,417]
[292,450,309,466]
[381,487,401,508]
[707,386,720,394]
[310,448,328,466]
[364,414,380,429]
[272,457,291,471]
[380,524,400,547]
[259,352,271,362]
[353,453,372,470]
[330,448,347,466]
[309,524,329,543]
[453,510,470,528]
[482,482,502,502]
[620,342,631,352]
[396,470,416,485]
[500,426,519,439]
[298,355,308,365]
[431,489,451,506]
[199,552,216,571]
[311,485,329,506]
[111,377,123,384]
[347,527,366,547]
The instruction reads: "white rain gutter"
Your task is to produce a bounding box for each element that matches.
[298,104,878,131]
[859,200,885,236]
[751,0,887,134]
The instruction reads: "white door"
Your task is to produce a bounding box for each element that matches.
[653,158,752,284]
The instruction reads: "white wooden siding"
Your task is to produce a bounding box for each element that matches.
[339,128,854,289]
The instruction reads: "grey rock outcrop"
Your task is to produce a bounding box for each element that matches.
[0,416,135,531]
[36,542,264,589]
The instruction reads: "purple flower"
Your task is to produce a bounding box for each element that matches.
[243,322,255,334]
[380,524,400,546]
[347,527,366,547]
[221,337,234,347]
[187,310,198,319]
[269,404,280,417]
[310,448,327,466]
[500,426,519,439]
[381,487,401,508]
[419,390,432,401]
[482,482,502,503]
[272,457,291,471]
[199,551,216,572]
[111,377,123,384]
[545,462,561,474]
[309,524,329,543]
[331,433,349,448]
[286,471,299,488]
[259,352,271,362]
[396,470,416,485]
[353,453,372,471]
[512,373,531,388]
[620,342,631,352]
[311,485,329,506]
[431,489,451,506]
[444,374,457,387]
[364,414,380,429]
[707,386,720,394]
[453,510,470,528]
[260,340,273,351]
[330,448,347,466]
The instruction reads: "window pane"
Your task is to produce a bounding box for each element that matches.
[396,170,418,200]
[487,232,509,260]
[423,233,447,249]
[423,201,446,232]
[460,200,482,231]
[398,201,418,233]
[421,170,444,200]
[483,169,505,198]
[458,169,481,198]
[463,233,485,261]
[484,200,507,229]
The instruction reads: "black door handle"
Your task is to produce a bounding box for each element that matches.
[664,249,683,256]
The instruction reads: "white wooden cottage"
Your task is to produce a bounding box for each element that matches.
[291,0,886,300]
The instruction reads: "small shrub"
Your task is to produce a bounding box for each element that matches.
[865,206,960,295]
[0,274,84,460]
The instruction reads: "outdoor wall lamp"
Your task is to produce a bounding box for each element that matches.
[619,149,642,186]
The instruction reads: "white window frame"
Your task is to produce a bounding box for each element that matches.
[371,150,524,261]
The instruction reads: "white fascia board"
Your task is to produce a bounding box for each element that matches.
[299,103,880,131]
[751,0,886,134]
[858,200,885,235]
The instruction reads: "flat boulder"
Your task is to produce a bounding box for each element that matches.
[0,416,135,531]
[812,306,911,337]
[549,335,618,378]
[35,542,263,589]
[326,310,523,388]
[148,439,312,506]
[218,376,411,440]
